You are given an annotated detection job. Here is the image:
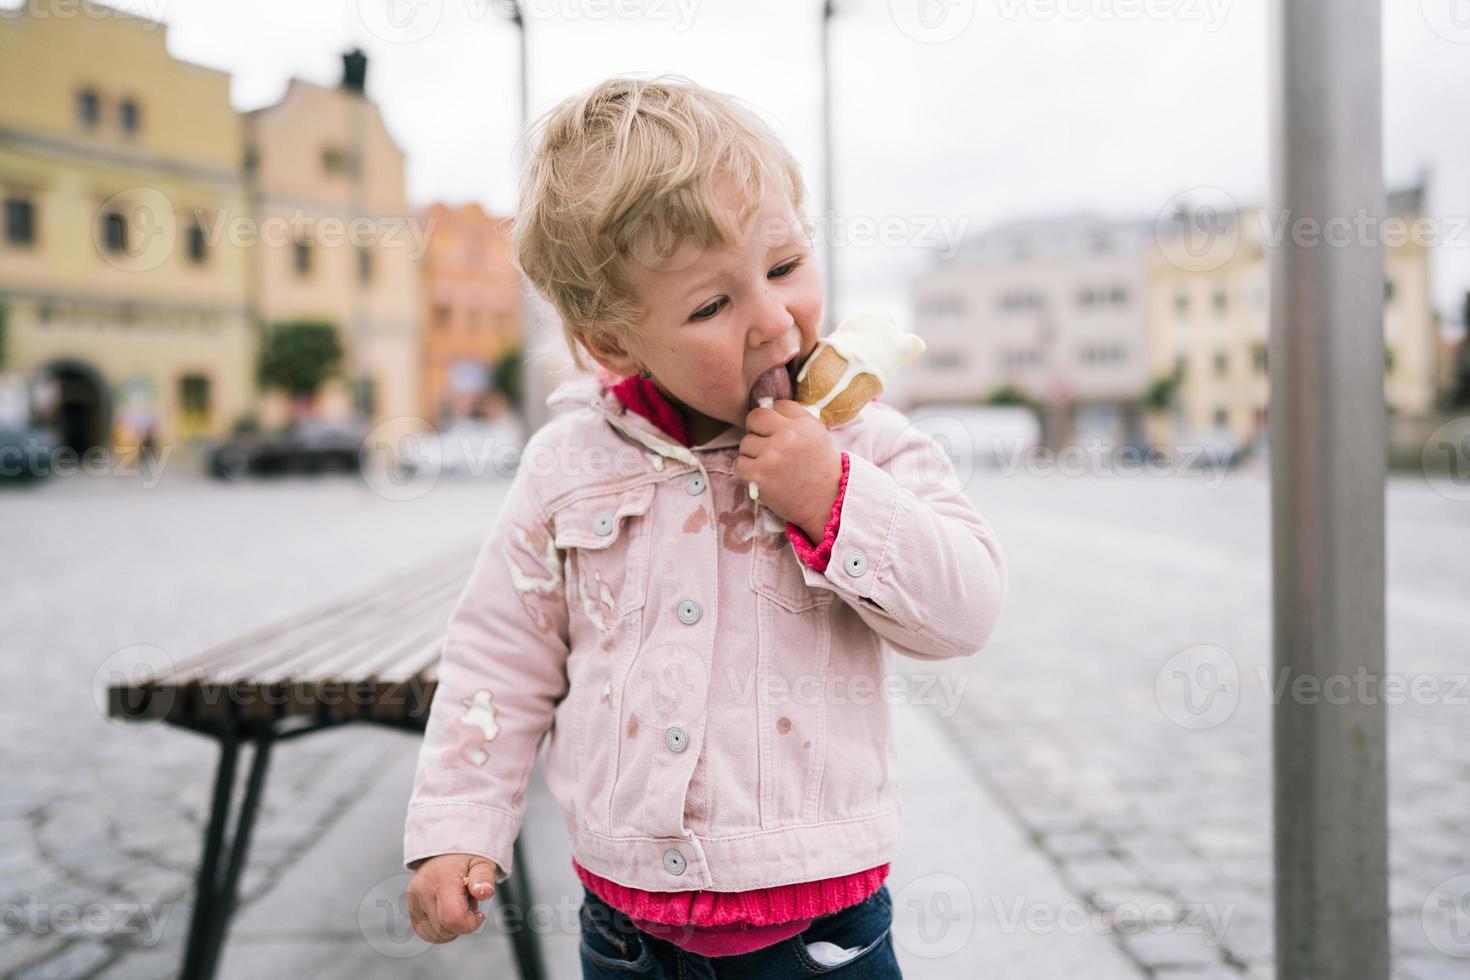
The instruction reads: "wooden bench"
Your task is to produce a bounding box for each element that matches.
[107,545,547,980]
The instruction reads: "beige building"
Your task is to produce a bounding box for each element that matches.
[419,202,521,423]
[1149,185,1437,453]
[0,4,254,452]
[910,215,1155,448]
[245,52,422,429]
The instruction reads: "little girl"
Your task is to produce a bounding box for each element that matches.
[403,75,1007,978]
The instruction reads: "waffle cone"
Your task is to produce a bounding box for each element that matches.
[795,346,884,427]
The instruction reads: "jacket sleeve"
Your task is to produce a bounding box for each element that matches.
[795,418,1007,660]
[402,449,571,882]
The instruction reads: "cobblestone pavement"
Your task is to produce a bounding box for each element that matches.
[3,461,1466,978]
[923,461,1470,979]
[1,470,512,978]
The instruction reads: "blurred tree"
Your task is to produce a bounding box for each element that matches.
[491,346,524,411]
[257,320,343,415]
[984,384,1034,408]
[1142,364,1184,413]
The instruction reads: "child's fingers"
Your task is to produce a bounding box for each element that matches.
[464,858,498,903]
[435,879,482,935]
[407,888,451,944]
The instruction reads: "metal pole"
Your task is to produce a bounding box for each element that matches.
[820,0,836,326]
[1268,1,1388,978]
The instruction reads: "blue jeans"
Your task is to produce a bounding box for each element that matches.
[577,883,902,979]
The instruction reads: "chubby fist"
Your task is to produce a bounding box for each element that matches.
[406,853,500,944]
[737,400,843,542]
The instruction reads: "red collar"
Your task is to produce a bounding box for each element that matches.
[608,374,692,447]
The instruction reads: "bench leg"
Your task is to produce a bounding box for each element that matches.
[500,836,548,980]
[181,732,274,980]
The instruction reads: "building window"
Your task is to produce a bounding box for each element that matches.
[1212,288,1228,315]
[354,375,377,420]
[921,295,965,318]
[186,220,207,264]
[998,292,1043,313]
[1110,286,1128,305]
[357,245,372,284]
[1174,290,1189,316]
[102,211,128,253]
[929,350,965,370]
[179,373,211,420]
[434,304,450,330]
[1213,351,1229,377]
[1174,355,1187,378]
[1214,407,1229,427]
[1384,278,1395,304]
[1253,343,1268,373]
[119,98,141,135]
[4,196,36,246]
[76,88,100,128]
[293,239,312,276]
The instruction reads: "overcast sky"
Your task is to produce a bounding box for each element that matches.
[13,0,1470,324]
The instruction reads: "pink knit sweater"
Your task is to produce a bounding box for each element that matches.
[585,371,883,956]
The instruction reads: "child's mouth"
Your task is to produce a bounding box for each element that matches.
[747,354,799,414]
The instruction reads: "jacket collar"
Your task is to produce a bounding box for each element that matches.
[546,368,743,467]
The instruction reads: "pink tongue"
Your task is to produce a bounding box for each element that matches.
[748,364,792,412]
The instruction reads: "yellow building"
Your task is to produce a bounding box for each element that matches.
[419,202,521,423]
[1147,184,1437,454]
[0,3,254,452]
[245,52,422,430]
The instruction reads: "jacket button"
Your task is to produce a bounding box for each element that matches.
[593,513,615,536]
[665,726,688,752]
[676,599,701,624]
[662,849,687,875]
[685,473,706,495]
[843,550,869,577]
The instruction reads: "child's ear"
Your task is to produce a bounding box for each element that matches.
[582,328,639,378]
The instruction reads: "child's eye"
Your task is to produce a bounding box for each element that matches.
[690,298,726,322]
[769,259,800,279]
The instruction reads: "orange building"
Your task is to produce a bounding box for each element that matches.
[419,202,521,423]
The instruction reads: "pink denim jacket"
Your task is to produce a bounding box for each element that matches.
[402,369,1008,895]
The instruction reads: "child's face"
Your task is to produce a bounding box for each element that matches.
[610,180,824,441]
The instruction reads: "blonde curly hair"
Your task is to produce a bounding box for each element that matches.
[509,74,810,373]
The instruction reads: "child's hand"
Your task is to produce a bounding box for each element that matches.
[406,853,500,944]
[738,400,843,541]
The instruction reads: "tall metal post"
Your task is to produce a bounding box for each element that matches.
[1268,1,1388,978]
[821,0,837,326]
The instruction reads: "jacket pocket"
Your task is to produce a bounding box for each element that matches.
[751,522,835,613]
[553,481,656,620]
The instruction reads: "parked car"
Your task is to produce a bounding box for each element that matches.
[207,419,368,480]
